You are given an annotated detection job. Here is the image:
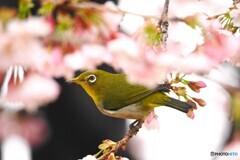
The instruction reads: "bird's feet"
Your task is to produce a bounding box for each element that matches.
[129,119,143,131]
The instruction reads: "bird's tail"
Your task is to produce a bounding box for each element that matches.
[163,97,193,113]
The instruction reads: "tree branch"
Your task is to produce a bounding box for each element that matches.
[97,120,144,160]
[157,0,170,49]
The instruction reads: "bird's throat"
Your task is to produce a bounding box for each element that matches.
[80,83,100,105]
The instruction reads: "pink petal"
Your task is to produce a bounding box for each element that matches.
[187,109,195,119]
[144,112,160,130]
[3,72,60,111]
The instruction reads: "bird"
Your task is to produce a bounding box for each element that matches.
[69,70,193,120]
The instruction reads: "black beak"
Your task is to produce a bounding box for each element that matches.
[66,77,78,83]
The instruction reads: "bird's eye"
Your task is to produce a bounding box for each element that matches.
[87,74,97,83]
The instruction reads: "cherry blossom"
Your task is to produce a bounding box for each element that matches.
[0,18,51,72]
[230,52,240,67]
[7,17,52,36]
[73,2,122,45]
[43,48,75,79]
[170,0,231,18]
[64,44,112,71]
[230,3,240,27]
[0,72,60,112]
[201,27,239,64]
[144,111,160,130]
[0,113,48,147]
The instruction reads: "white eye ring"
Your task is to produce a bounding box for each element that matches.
[87,74,97,83]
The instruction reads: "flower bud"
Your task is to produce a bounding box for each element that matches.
[98,139,116,150]
[192,98,206,107]
[188,81,207,93]
[187,99,197,110]
[187,109,195,119]
[172,86,187,97]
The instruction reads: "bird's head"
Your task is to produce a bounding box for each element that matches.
[68,70,113,102]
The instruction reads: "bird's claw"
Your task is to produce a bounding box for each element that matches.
[129,119,142,130]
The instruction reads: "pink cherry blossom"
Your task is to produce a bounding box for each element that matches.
[144,111,160,130]
[0,19,51,72]
[229,52,240,67]
[0,72,60,111]
[108,33,171,88]
[201,30,238,63]
[43,48,75,79]
[75,2,122,45]
[7,17,52,36]
[64,44,112,71]
[0,113,48,147]
[170,0,231,18]
[190,20,240,68]
[230,3,240,27]
[100,2,123,38]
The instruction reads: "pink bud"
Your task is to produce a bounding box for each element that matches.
[195,81,207,88]
[187,99,197,110]
[188,81,207,93]
[192,98,206,107]
[144,111,160,130]
[187,109,195,119]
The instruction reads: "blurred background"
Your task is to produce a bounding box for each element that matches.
[0,0,240,160]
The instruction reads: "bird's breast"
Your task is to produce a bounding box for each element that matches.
[96,102,152,119]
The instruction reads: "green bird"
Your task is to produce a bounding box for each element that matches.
[70,70,192,120]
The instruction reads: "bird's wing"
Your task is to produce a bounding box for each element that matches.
[102,83,170,111]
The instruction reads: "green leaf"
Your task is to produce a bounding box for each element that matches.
[38,2,55,16]
[144,23,162,46]
[18,0,34,19]
[56,13,74,31]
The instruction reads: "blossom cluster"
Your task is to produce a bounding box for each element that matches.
[0,1,240,108]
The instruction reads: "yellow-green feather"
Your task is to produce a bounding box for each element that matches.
[73,70,192,119]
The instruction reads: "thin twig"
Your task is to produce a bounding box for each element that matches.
[157,0,170,49]
[97,120,144,160]
[71,1,188,28]
[72,2,160,20]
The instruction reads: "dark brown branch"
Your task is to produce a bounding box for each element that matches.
[97,120,144,160]
[157,0,170,49]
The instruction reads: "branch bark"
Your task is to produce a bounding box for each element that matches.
[97,120,144,160]
[157,0,170,49]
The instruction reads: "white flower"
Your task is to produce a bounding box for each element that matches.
[64,44,111,70]
[0,29,50,72]
[230,4,240,27]
[7,17,52,36]
[0,72,60,112]
[80,155,97,160]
